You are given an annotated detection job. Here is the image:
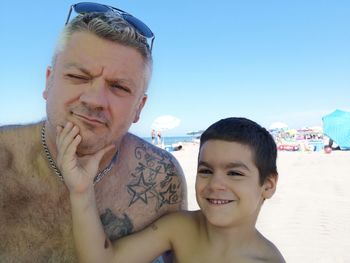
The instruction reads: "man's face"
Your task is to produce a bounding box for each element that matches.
[195,140,276,228]
[43,31,148,154]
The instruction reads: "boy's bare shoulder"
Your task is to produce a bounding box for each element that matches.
[253,233,285,263]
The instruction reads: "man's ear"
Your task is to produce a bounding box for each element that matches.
[262,174,278,200]
[43,66,53,100]
[133,94,148,123]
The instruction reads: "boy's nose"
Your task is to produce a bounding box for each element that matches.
[207,174,227,191]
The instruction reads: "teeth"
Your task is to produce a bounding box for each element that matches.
[208,199,232,205]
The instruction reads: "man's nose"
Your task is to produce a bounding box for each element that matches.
[79,79,108,109]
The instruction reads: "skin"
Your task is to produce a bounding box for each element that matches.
[43,31,147,160]
[59,133,285,263]
[196,140,271,228]
[0,31,186,263]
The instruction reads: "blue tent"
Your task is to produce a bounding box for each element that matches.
[322,109,350,150]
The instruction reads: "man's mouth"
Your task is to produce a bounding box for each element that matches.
[72,112,106,126]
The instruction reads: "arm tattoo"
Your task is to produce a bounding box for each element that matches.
[100,209,134,241]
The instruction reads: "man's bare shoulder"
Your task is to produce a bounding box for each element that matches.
[123,133,188,209]
[0,122,42,141]
[125,133,184,169]
[97,133,188,236]
[0,122,43,164]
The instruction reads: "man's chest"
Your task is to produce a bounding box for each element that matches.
[0,167,163,262]
[0,166,77,262]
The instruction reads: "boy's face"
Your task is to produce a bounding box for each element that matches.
[195,140,276,228]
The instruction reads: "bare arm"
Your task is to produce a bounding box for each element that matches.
[56,123,173,263]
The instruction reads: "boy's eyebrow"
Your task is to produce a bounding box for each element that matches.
[225,162,251,171]
[197,161,211,168]
[198,160,251,171]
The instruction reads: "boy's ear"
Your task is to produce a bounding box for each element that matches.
[262,174,278,199]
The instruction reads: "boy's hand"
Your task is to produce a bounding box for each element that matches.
[55,122,114,194]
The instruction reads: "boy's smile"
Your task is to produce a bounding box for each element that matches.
[207,198,234,205]
[195,140,270,228]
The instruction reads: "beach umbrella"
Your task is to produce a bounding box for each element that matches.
[151,115,181,131]
[322,109,350,149]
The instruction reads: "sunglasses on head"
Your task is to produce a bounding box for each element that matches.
[65,2,155,51]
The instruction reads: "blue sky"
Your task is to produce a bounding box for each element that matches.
[0,1,349,137]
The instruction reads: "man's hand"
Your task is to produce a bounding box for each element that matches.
[56,122,114,194]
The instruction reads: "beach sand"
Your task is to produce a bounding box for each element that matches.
[172,142,350,263]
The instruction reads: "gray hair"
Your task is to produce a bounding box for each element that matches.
[52,12,153,90]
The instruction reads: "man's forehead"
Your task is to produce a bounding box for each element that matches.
[56,31,148,89]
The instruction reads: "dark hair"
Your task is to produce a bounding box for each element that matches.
[200,117,278,185]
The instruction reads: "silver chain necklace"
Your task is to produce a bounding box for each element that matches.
[41,124,118,185]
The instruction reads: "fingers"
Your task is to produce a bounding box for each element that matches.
[56,122,81,162]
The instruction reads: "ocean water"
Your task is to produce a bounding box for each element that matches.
[142,136,194,146]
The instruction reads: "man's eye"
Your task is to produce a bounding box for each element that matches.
[66,74,89,81]
[111,84,131,93]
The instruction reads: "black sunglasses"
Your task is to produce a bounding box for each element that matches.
[65,2,155,51]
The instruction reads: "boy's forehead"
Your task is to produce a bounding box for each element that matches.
[198,140,259,175]
[199,140,255,163]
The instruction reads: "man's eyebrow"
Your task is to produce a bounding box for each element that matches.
[63,63,92,76]
[106,78,135,88]
[63,63,136,88]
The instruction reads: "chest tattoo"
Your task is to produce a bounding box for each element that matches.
[127,144,182,211]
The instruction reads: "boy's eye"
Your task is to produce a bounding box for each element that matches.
[227,170,244,177]
[197,168,212,176]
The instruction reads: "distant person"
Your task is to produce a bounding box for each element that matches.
[57,117,285,263]
[157,130,162,145]
[0,3,186,262]
[151,129,156,144]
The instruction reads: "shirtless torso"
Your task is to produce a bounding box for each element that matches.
[116,210,286,263]
[0,122,186,262]
[168,211,285,263]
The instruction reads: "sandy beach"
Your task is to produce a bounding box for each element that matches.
[172,142,350,263]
